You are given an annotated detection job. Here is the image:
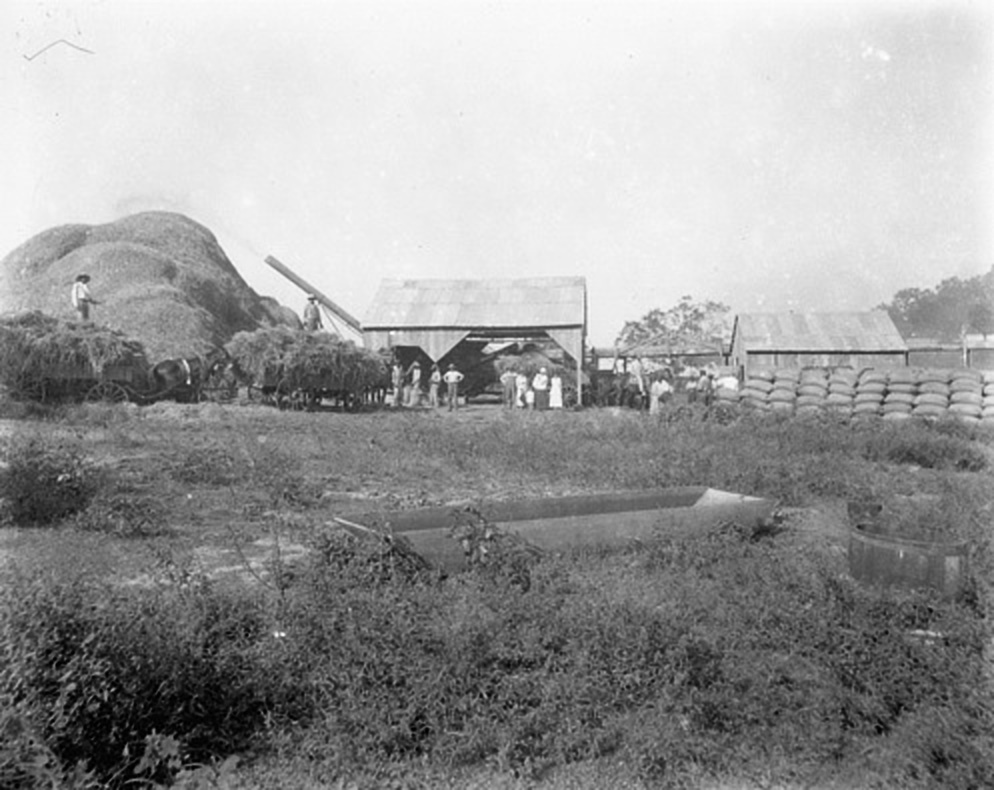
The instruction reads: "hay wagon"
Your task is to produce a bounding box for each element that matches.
[14,358,151,404]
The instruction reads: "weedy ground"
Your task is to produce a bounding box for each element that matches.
[1,399,993,789]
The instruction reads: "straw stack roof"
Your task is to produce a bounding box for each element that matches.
[0,212,298,362]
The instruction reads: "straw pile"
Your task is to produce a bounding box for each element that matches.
[0,311,148,397]
[226,326,387,394]
[0,212,299,362]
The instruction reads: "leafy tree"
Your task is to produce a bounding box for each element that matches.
[880,267,994,340]
[616,296,730,351]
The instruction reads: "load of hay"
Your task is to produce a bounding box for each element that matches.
[0,212,300,362]
[0,311,149,400]
[226,326,387,395]
[494,348,567,378]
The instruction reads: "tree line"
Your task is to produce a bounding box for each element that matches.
[616,266,994,349]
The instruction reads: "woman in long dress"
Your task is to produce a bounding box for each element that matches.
[549,373,563,409]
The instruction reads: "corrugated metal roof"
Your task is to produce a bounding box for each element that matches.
[363,277,586,329]
[734,311,907,352]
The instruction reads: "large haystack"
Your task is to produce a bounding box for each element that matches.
[0,212,300,362]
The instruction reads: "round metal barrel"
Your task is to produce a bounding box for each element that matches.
[848,524,969,599]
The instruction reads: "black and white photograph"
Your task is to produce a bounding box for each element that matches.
[1,1,993,787]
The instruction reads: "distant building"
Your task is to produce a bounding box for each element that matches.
[965,334,994,370]
[901,334,994,370]
[619,338,727,370]
[729,311,907,375]
[905,337,963,369]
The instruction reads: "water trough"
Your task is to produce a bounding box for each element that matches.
[335,486,775,572]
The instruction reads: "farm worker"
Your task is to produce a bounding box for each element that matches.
[628,357,646,397]
[549,373,564,409]
[649,374,667,415]
[443,364,464,411]
[71,274,97,321]
[302,295,323,331]
[391,361,403,408]
[696,370,714,407]
[651,374,674,414]
[532,367,550,410]
[500,370,517,409]
[686,367,701,404]
[515,372,528,408]
[428,364,441,408]
[407,361,422,407]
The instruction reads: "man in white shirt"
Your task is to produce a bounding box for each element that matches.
[443,364,465,411]
[532,367,550,410]
[71,274,97,321]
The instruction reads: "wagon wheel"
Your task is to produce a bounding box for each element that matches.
[85,381,131,403]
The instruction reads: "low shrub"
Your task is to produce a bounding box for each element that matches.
[0,434,103,526]
[862,423,988,471]
[72,484,170,538]
[0,569,296,787]
[169,445,248,487]
[4,517,992,788]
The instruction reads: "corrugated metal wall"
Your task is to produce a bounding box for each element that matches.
[907,349,964,369]
[968,348,994,369]
[745,351,907,372]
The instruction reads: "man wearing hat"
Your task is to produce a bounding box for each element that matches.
[71,274,97,321]
[442,363,464,411]
[302,295,323,332]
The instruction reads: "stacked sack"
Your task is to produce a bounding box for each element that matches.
[739,368,773,411]
[767,368,799,414]
[795,368,829,415]
[853,369,887,418]
[984,372,994,427]
[912,369,951,420]
[947,368,984,425]
[825,368,857,417]
[881,367,916,422]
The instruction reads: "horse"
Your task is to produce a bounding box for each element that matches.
[151,348,231,403]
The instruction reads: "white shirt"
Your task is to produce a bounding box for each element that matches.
[71,281,91,308]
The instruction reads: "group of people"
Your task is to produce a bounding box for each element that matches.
[392,360,465,411]
[499,367,565,410]
[645,366,716,414]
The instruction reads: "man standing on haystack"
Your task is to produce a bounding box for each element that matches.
[303,295,323,332]
[71,274,97,321]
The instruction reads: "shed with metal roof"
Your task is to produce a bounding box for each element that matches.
[730,311,908,374]
[363,276,587,399]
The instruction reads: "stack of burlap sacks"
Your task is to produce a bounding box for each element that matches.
[729,367,994,427]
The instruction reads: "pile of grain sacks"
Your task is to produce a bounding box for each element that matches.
[726,367,994,428]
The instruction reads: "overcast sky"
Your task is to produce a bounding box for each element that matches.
[2,0,991,345]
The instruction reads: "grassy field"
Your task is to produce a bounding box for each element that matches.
[1,400,993,789]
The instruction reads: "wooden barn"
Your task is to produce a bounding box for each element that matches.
[729,311,907,375]
[362,277,587,400]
